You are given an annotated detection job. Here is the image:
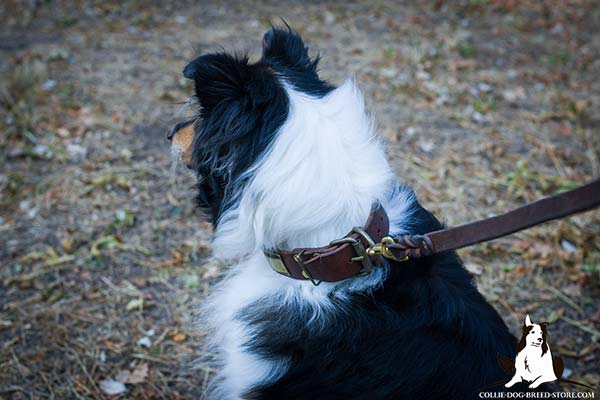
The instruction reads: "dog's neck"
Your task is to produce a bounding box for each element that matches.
[525,344,542,353]
[212,81,396,264]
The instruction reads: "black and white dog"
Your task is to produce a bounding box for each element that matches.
[169,27,520,400]
[506,315,558,389]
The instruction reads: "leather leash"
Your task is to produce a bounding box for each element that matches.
[265,178,600,285]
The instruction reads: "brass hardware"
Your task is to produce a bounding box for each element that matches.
[293,252,321,286]
[352,227,385,268]
[330,236,374,276]
[266,232,410,285]
[367,236,409,262]
[264,252,291,276]
[329,237,358,246]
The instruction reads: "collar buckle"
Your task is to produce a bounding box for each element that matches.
[330,228,380,277]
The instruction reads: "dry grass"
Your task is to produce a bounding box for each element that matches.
[0,58,47,146]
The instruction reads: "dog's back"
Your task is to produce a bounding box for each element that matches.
[242,200,519,400]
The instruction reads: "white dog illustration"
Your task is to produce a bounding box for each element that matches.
[505,315,558,389]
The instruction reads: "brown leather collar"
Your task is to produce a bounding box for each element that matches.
[265,178,600,285]
[265,204,389,285]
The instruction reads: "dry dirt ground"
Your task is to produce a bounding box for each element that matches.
[1,1,599,399]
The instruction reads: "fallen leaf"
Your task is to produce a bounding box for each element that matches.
[57,127,70,137]
[116,363,149,384]
[103,340,123,353]
[167,192,180,206]
[61,236,74,253]
[502,87,527,103]
[126,297,144,311]
[115,370,129,383]
[511,240,534,253]
[529,242,553,258]
[173,333,186,342]
[417,139,435,153]
[0,320,13,329]
[136,336,152,348]
[560,239,577,253]
[128,363,148,384]
[99,379,126,395]
[449,59,477,71]
[511,265,528,275]
[562,284,581,297]
[131,277,146,287]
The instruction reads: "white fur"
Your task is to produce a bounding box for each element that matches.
[201,81,414,399]
[505,315,558,389]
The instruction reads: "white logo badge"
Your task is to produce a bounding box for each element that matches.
[505,315,558,389]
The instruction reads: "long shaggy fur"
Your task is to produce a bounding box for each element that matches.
[175,26,525,400]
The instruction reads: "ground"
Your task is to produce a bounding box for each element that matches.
[0,1,599,399]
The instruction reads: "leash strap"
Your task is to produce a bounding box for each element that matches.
[387,178,600,260]
[265,178,600,284]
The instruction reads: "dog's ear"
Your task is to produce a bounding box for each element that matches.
[261,26,319,74]
[183,53,271,115]
[524,314,533,327]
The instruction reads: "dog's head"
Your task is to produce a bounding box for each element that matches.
[516,315,549,355]
[168,26,332,224]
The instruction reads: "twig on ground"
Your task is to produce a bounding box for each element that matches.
[560,316,600,340]
[536,279,583,313]
[68,347,101,394]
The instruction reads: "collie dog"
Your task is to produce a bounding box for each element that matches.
[169,26,520,400]
[506,315,558,389]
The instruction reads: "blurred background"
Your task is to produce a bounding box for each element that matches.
[0,0,598,398]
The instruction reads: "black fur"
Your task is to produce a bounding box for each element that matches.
[262,25,334,97]
[182,27,332,223]
[183,51,288,222]
[540,323,549,356]
[517,325,533,353]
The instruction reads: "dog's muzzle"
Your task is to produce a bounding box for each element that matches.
[167,119,195,167]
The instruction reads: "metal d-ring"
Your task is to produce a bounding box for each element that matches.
[293,251,321,286]
[352,227,385,268]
